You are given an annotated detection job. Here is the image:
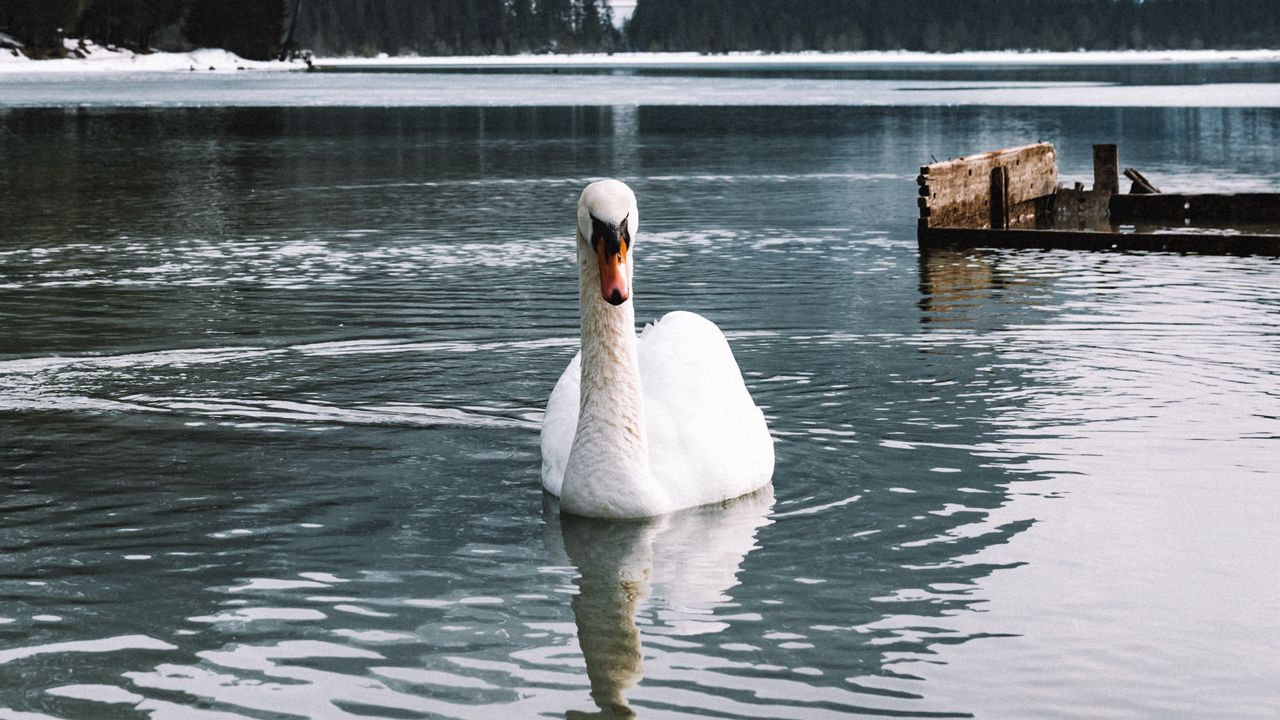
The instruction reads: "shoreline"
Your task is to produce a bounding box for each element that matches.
[315,48,1280,71]
[0,39,299,73]
[2,46,1279,75]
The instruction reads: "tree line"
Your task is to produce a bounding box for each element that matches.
[0,0,619,60]
[298,0,619,56]
[2,0,1277,61]
[0,0,284,59]
[627,0,1280,53]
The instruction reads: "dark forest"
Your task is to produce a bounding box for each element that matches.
[0,0,1276,60]
[628,0,1280,53]
[0,0,620,59]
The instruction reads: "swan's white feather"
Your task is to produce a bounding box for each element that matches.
[540,351,580,497]
[540,310,773,509]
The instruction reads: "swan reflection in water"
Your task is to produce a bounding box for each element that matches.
[543,485,775,718]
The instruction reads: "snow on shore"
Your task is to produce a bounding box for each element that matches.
[0,38,299,73]
[2,44,1278,75]
[315,48,1280,70]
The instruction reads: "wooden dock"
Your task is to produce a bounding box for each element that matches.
[917,143,1280,256]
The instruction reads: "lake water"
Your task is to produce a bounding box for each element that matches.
[1,65,1279,719]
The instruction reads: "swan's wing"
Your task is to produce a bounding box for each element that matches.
[638,311,775,509]
[540,351,580,497]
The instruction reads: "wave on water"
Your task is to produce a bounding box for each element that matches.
[0,341,558,430]
[126,396,540,430]
[0,235,574,289]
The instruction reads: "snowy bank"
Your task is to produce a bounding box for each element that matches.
[0,38,301,73]
[315,48,1280,70]
[3,45,1277,75]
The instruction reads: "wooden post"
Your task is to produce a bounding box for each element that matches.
[1093,144,1119,195]
[990,166,1009,230]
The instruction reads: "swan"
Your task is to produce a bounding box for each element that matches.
[540,179,774,518]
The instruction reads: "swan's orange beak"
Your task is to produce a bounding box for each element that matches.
[596,240,630,306]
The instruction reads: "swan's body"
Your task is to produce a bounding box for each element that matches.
[540,179,774,518]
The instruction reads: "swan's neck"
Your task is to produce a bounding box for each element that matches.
[576,239,647,456]
[561,237,655,516]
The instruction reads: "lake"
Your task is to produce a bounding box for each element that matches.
[1,64,1278,719]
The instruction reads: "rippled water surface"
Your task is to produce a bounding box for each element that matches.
[1,92,1279,719]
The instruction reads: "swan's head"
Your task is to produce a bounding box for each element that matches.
[578,179,638,307]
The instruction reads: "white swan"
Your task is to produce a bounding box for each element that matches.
[540,179,774,518]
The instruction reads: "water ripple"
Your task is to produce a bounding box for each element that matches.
[4,104,1280,719]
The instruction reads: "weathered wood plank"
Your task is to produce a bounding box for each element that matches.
[1111,193,1280,224]
[1054,185,1112,231]
[916,143,1280,256]
[918,143,1057,230]
[1007,196,1054,229]
[1123,168,1161,194]
[918,225,1280,256]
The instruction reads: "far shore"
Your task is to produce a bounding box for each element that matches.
[2,44,1280,75]
[318,48,1280,71]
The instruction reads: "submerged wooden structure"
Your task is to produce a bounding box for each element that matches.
[917,143,1280,255]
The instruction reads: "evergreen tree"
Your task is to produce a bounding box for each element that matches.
[77,0,183,49]
[184,0,285,60]
[627,0,1280,53]
[0,0,89,55]
[2,0,1275,60]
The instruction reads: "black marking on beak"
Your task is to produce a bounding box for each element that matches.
[590,213,631,257]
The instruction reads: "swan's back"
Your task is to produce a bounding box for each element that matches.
[541,311,773,508]
[637,311,773,509]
